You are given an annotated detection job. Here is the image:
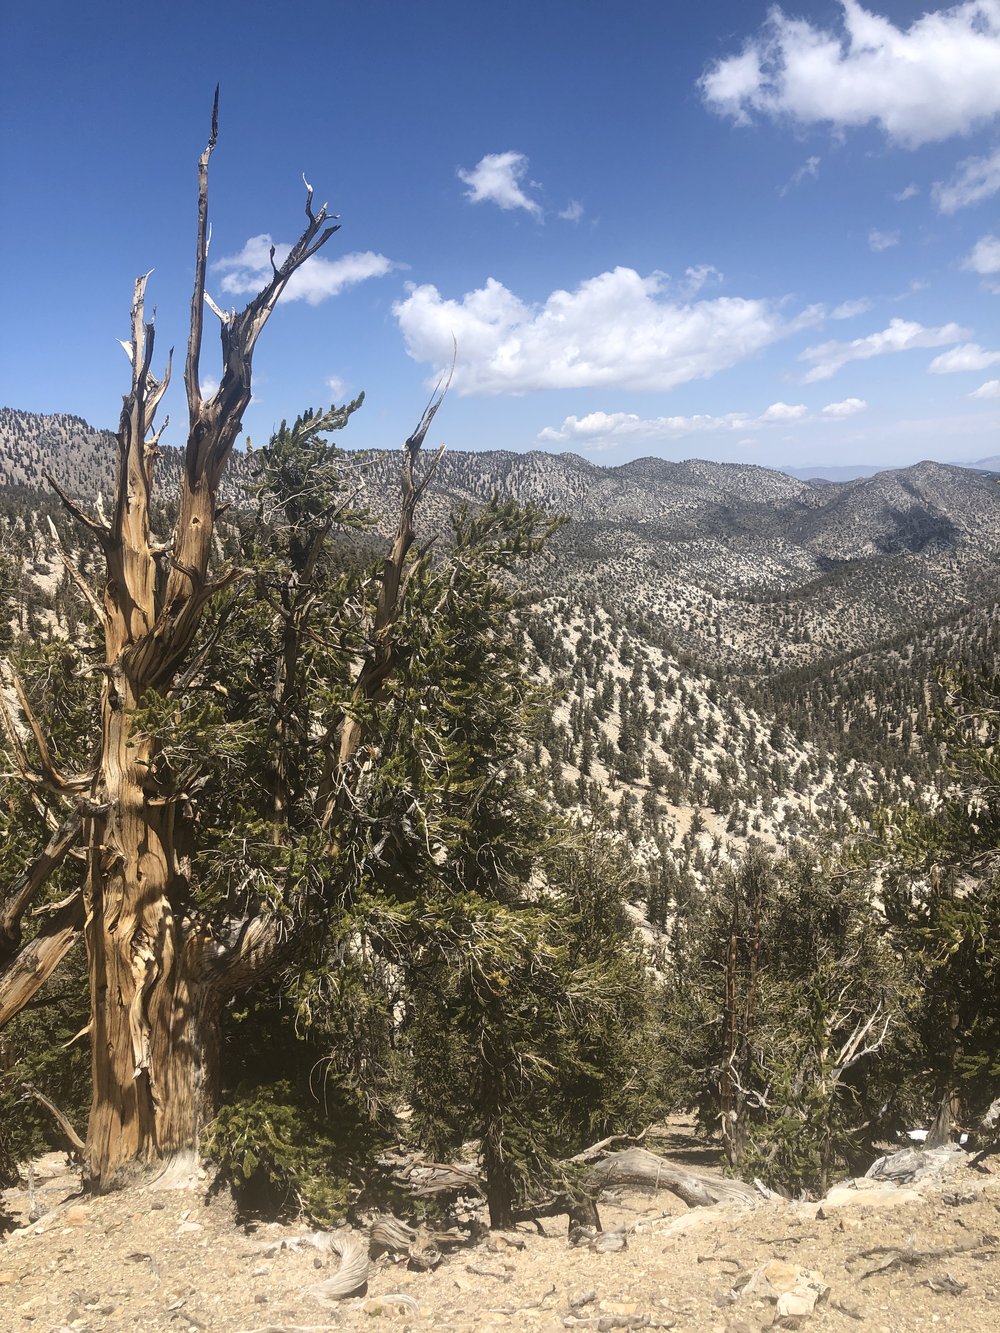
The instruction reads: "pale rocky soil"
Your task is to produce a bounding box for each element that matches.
[2,1127,999,1333]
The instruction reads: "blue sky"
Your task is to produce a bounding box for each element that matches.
[3,0,1000,469]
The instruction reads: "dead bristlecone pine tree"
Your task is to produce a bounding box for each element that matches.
[0,92,345,1189]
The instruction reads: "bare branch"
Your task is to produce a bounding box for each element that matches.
[317,380,450,828]
[185,85,220,423]
[45,474,111,546]
[203,290,230,325]
[0,812,82,961]
[145,345,173,423]
[20,1082,86,1155]
[172,590,245,694]
[0,668,33,778]
[6,664,92,795]
[45,517,105,625]
[0,891,84,1030]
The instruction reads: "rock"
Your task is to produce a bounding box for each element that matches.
[63,1206,89,1227]
[739,1261,828,1325]
[865,1144,968,1184]
[813,1183,921,1212]
[742,1258,802,1299]
[776,1287,819,1318]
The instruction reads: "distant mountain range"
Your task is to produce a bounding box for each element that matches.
[781,457,1000,482]
[4,406,1000,674]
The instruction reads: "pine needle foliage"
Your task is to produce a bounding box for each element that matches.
[874,667,1000,1129]
[664,843,907,1195]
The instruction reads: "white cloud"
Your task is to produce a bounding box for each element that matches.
[868,227,900,252]
[832,298,874,319]
[894,183,919,202]
[326,374,350,399]
[929,342,1000,372]
[700,2,1000,148]
[779,154,821,195]
[822,396,868,417]
[963,233,1000,273]
[971,378,1000,397]
[536,397,866,447]
[394,267,805,395]
[200,375,220,398]
[539,402,805,446]
[457,151,542,218]
[214,237,394,306]
[682,264,724,296]
[760,401,809,422]
[800,317,969,381]
[559,199,584,222]
[934,145,1000,212]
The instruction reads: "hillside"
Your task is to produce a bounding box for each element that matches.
[3,1136,997,1332]
[3,407,999,925]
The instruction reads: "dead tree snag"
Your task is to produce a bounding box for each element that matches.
[2,93,340,1189]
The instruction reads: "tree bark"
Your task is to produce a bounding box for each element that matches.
[0,892,84,1028]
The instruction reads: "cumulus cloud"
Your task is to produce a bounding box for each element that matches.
[971,378,1000,397]
[394,267,807,395]
[700,1,1000,148]
[928,342,1000,372]
[326,374,350,399]
[963,234,1000,274]
[457,151,543,218]
[799,317,969,381]
[934,146,1000,212]
[868,227,900,252]
[894,183,919,202]
[832,298,874,319]
[760,401,808,422]
[538,397,863,447]
[214,237,394,306]
[822,396,868,416]
[559,199,584,222]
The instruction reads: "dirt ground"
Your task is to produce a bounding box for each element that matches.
[2,1125,998,1333]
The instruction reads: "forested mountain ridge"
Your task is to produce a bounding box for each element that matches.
[0,407,256,500]
[5,407,997,558]
[4,406,999,917]
[6,410,999,669]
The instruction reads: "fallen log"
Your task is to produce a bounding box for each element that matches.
[305,1230,370,1302]
[386,1138,757,1227]
[585,1148,758,1209]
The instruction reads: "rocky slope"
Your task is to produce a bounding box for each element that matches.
[2,1137,997,1332]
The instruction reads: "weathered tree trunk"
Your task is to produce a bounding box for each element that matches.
[82,691,224,1183]
[31,97,340,1190]
[482,1135,516,1230]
